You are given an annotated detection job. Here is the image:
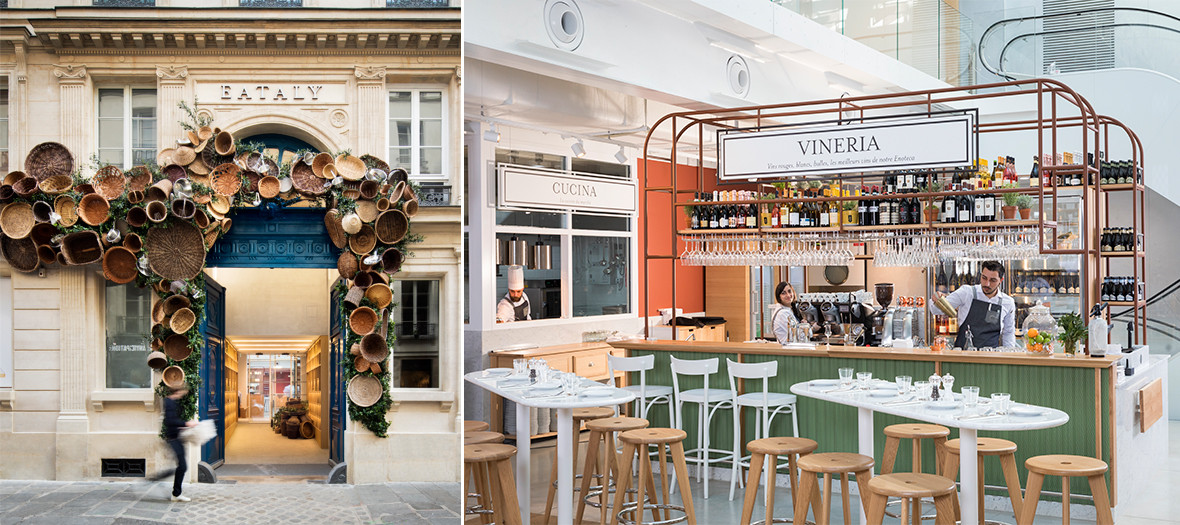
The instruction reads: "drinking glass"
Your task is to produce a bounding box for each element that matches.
[856,372,873,390]
[838,368,854,387]
[513,358,528,377]
[991,393,1011,415]
[962,386,980,407]
[895,376,912,395]
[561,373,580,396]
[914,381,930,401]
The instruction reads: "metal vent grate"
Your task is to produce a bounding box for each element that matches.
[1042,0,1115,73]
[102,458,146,477]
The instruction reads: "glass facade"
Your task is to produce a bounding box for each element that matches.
[104,282,152,389]
[572,236,630,317]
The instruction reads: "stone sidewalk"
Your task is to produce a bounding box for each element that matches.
[0,479,461,524]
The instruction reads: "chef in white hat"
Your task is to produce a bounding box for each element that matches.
[496,265,531,323]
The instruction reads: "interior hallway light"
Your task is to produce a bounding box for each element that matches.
[614,146,628,164]
[571,139,586,158]
[483,123,500,143]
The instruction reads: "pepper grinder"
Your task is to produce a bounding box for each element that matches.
[929,374,942,401]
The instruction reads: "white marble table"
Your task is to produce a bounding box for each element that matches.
[790,379,1069,525]
[466,370,636,525]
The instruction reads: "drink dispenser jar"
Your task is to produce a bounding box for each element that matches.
[1022,304,1059,355]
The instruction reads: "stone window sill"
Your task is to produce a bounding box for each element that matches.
[91,389,155,412]
[389,388,454,412]
[0,390,13,410]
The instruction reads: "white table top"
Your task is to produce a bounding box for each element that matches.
[789,379,1069,431]
[465,370,636,409]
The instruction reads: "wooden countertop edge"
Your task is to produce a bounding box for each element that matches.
[608,340,1119,368]
[488,341,615,357]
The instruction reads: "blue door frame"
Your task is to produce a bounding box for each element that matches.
[329,283,346,464]
[199,277,226,467]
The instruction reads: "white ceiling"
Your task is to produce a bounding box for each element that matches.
[228,336,319,355]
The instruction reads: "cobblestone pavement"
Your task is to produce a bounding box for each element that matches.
[0,479,461,524]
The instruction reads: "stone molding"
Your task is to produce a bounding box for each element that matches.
[354,66,387,81]
[52,64,87,81]
[156,64,189,82]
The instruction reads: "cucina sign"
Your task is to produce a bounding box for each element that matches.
[551,181,598,197]
[498,166,636,214]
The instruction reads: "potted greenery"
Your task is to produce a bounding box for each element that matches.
[919,181,944,223]
[1015,194,1034,220]
[1001,192,1020,220]
[924,202,941,223]
[1057,312,1088,356]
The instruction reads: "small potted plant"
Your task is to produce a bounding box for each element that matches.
[919,181,945,223]
[1057,312,1088,356]
[1015,194,1034,220]
[924,202,941,223]
[1001,192,1020,220]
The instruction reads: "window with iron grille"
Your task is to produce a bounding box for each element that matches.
[97,87,157,169]
[239,0,302,7]
[392,280,439,389]
[93,0,156,6]
[388,89,447,181]
[387,0,449,7]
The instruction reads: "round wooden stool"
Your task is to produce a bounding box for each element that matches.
[464,443,522,525]
[794,452,874,525]
[465,420,490,433]
[543,406,618,525]
[464,431,507,524]
[739,437,818,525]
[611,428,696,525]
[865,473,957,525]
[882,423,950,521]
[1018,455,1113,525]
[941,437,1023,524]
[465,431,505,445]
[576,416,650,525]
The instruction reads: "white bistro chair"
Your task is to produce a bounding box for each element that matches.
[670,355,735,499]
[607,354,673,420]
[725,358,800,500]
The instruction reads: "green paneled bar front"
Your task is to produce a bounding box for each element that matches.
[610,339,1120,508]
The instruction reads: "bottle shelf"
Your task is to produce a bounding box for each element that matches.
[1099,251,1145,258]
[677,228,760,234]
[931,219,1043,229]
[1099,183,1145,192]
[1039,164,1098,175]
[1108,300,1146,307]
[678,219,1053,235]
[759,227,841,233]
[843,223,928,231]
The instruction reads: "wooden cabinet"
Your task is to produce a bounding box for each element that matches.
[705,266,749,341]
[673,323,727,342]
[486,342,626,438]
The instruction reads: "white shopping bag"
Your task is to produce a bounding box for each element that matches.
[179,419,217,447]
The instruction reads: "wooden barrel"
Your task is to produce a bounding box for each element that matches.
[285,416,301,439]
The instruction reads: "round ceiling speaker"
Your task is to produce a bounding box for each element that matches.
[727,55,751,98]
[544,0,585,51]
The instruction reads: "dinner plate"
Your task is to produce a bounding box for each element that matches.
[483,368,511,378]
[498,377,531,388]
[581,386,615,398]
[1010,406,1044,417]
[810,379,839,387]
[530,382,563,394]
[869,389,897,398]
[927,401,959,410]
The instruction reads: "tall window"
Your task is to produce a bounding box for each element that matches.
[97,88,157,169]
[105,282,152,389]
[392,280,440,388]
[0,81,8,175]
[388,89,445,180]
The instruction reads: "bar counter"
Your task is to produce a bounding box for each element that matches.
[609,339,1127,510]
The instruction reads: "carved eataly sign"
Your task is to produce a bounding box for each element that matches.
[220,84,324,101]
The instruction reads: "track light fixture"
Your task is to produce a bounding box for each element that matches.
[614,146,627,164]
[570,139,587,158]
[483,123,500,143]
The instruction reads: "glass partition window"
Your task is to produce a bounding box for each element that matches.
[572,236,630,317]
[97,87,157,168]
[104,282,152,389]
[388,89,446,180]
[393,280,440,388]
[495,233,562,321]
[245,354,300,421]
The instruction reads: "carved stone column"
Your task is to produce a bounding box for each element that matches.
[12,42,28,171]
[55,268,89,480]
[52,65,90,161]
[156,65,189,147]
[355,66,387,158]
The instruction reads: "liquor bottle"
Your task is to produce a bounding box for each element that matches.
[993,157,1005,188]
[1030,156,1041,187]
[868,186,880,226]
[1069,168,1082,186]
[770,203,780,228]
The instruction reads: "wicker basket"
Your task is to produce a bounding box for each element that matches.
[197,125,214,141]
[145,201,168,223]
[77,194,110,226]
[146,180,173,202]
[324,209,347,249]
[375,197,390,212]
[359,180,380,200]
[374,210,409,245]
[29,223,56,247]
[300,421,315,439]
[342,285,364,308]
[157,148,177,167]
[146,351,168,370]
[221,218,233,234]
[209,195,231,216]
[202,145,232,171]
[258,176,280,199]
[361,332,390,363]
[352,271,374,290]
[337,252,359,280]
[341,180,361,200]
[146,221,207,281]
[312,152,333,179]
[360,154,391,173]
[189,157,211,176]
[126,190,145,204]
[322,163,339,181]
[123,232,143,252]
[0,234,39,272]
[0,185,14,203]
[261,157,279,179]
[350,343,361,356]
[291,160,328,196]
[347,375,382,407]
[162,294,192,316]
[3,171,25,186]
[214,130,235,156]
[349,306,378,335]
[92,166,127,200]
[349,225,377,255]
[381,248,404,274]
[354,355,369,373]
[25,142,74,182]
[391,181,407,203]
[389,167,409,185]
[170,307,197,334]
[162,164,187,183]
[210,163,242,196]
[1,203,34,239]
[369,361,382,374]
[36,244,57,265]
[193,208,210,230]
[12,175,38,197]
[60,231,103,265]
[243,169,262,194]
[173,146,197,166]
[127,166,153,192]
[364,283,393,309]
[102,246,139,284]
[335,154,366,182]
[163,334,193,361]
[402,198,419,218]
[402,184,417,203]
[204,230,219,250]
[341,212,362,235]
[162,366,186,389]
[171,199,196,220]
[355,200,378,223]
[38,174,73,195]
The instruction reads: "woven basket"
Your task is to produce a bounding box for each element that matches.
[170,307,197,334]
[369,361,382,374]
[146,221,207,281]
[337,252,359,280]
[261,157,279,179]
[360,154,391,173]
[204,230,219,250]
[369,270,389,286]
[214,130,235,156]
[152,299,167,324]
[243,170,261,194]
[162,164,187,183]
[124,232,143,252]
[343,285,364,309]
[361,333,389,363]
[322,163,339,181]
[174,146,197,166]
[164,334,193,361]
[258,176,280,199]
[381,248,404,274]
[355,200,378,223]
[92,166,127,200]
[39,174,73,195]
[364,283,393,309]
[144,201,167,223]
[126,190,144,204]
[352,271,374,290]
[37,245,57,265]
[157,148,177,167]
[0,185,14,203]
[402,198,419,218]
[402,185,417,203]
[335,154,366,182]
[29,223,55,247]
[102,246,138,284]
[162,294,192,316]
[359,180,380,200]
[391,181,407,203]
[197,125,214,141]
[350,343,361,356]
[12,175,38,197]
[30,202,52,226]
[312,152,333,179]
[341,181,360,200]
[146,180,173,202]
[77,194,110,226]
[193,208,210,230]
[220,218,233,234]
[0,234,39,272]
[189,157,211,176]
[1,203,34,239]
[3,171,24,186]
[201,145,231,171]
[60,231,103,265]
[376,197,390,212]
[374,210,409,245]
[171,199,196,220]
[146,351,168,370]
[25,142,74,182]
[349,225,377,255]
[347,375,382,407]
[389,167,409,185]
[127,166,153,192]
[162,366,186,389]
[209,195,231,216]
[300,421,315,439]
[291,160,328,196]
[341,212,362,235]
[349,306,378,335]
[324,209,346,249]
[210,163,242,196]
[354,355,369,373]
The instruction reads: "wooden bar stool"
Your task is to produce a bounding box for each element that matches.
[543,406,617,525]
[465,420,490,433]
[794,452,874,525]
[465,431,505,445]
[865,473,957,525]
[941,437,1023,524]
[881,423,950,521]
[576,416,650,525]
[1018,455,1113,525]
[464,443,523,525]
[464,431,505,524]
[611,428,696,525]
[739,437,818,525]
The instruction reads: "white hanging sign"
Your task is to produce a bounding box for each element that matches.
[498,166,636,214]
[719,113,977,181]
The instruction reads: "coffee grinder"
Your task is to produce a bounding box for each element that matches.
[869,283,893,346]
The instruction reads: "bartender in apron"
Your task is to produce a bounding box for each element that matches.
[496,265,531,323]
[941,260,1016,349]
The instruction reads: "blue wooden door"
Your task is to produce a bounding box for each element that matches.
[200,276,227,466]
[329,281,346,464]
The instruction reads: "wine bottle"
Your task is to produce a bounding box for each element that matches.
[958,192,973,223]
[1031,156,1041,187]
[857,187,868,226]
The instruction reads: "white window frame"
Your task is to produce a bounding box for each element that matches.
[386,87,448,181]
[95,85,157,170]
